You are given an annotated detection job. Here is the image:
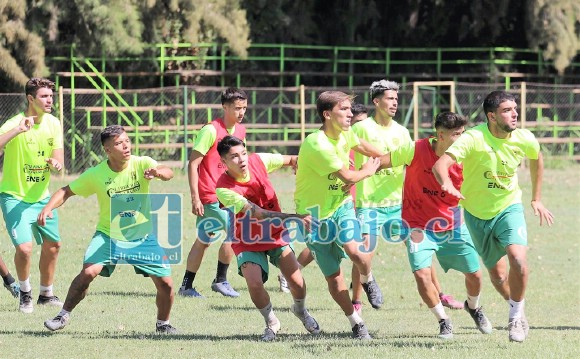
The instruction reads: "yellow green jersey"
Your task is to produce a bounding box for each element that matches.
[0,113,63,202]
[295,129,359,219]
[446,123,540,220]
[351,117,411,208]
[69,155,158,240]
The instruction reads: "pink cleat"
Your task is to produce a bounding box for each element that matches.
[440,293,464,310]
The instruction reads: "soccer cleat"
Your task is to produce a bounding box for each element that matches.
[177,286,204,298]
[19,290,33,313]
[156,323,178,334]
[464,301,493,334]
[438,318,453,339]
[37,295,64,307]
[351,322,372,340]
[508,318,526,342]
[4,282,20,298]
[352,300,362,316]
[440,294,464,310]
[44,313,70,331]
[211,280,240,297]
[261,320,281,342]
[291,304,321,334]
[521,315,529,337]
[361,280,383,309]
[278,273,290,293]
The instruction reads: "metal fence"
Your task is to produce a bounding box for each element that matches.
[0,82,578,173]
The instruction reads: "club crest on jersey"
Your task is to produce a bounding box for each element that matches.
[48,138,54,146]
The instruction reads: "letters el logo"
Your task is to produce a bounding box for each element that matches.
[110,193,183,265]
[150,194,183,265]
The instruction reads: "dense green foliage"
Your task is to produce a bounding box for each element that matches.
[0,0,578,90]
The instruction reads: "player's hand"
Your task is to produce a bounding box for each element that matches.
[361,157,381,175]
[441,181,465,200]
[37,207,54,227]
[46,158,62,172]
[19,116,35,133]
[192,198,204,216]
[342,183,354,194]
[144,168,159,180]
[531,200,554,226]
[299,214,318,232]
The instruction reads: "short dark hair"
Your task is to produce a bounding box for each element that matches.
[25,78,55,98]
[316,91,354,122]
[217,135,245,157]
[434,112,468,130]
[483,91,516,119]
[101,125,125,145]
[221,87,248,105]
[351,102,368,117]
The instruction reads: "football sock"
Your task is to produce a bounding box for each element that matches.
[19,278,31,292]
[347,311,363,328]
[181,270,196,290]
[293,298,306,313]
[508,298,525,319]
[40,284,54,297]
[1,273,15,285]
[430,302,449,320]
[467,294,480,309]
[215,261,229,283]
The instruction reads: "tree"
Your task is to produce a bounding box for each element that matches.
[527,0,580,74]
[0,0,48,90]
[0,0,251,89]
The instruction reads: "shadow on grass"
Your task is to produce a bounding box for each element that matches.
[96,290,156,298]
[15,329,399,344]
[495,325,580,331]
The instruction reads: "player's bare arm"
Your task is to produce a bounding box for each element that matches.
[46,148,64,172]
[144,165,174,181]
[529,152,554,226]
[37,185,76,226]
[353,138,384,157]
[241,201,316,232]
[188,150,205,216]
[0,116,35,149]
[433,153,465,199]
[334,157,381,185]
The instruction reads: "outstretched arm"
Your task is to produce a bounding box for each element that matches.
[334,157,381,185]
[529,152,554,226]
[281,155,298,173]
[144,165,174,181]
[37,186,76,226]
[433,153,464,199]
[240,201,315,232]
[353,138,384,158]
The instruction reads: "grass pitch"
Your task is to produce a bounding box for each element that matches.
[0,166,578,358]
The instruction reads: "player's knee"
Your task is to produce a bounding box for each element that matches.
[490,273,508,285]
[15,244,33,257]
[413,268,431,283]
[193,238,211,249]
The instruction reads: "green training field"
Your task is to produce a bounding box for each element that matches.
[1,166,579,359]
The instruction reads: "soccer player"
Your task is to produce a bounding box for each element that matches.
[350,102,368,125]
[39,125,177,334]
[433,91,554,342]
[215,135,320,341]
[278,102,368,294]
[349,79,411,312]
[295,90,383,339]
[385,112,492,339]
[0,256,20,298]
[0,78,63,313]
[179,87,248,298]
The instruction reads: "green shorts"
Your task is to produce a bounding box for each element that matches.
[356,205,403,243]
[404,224,480,273]
[236,245,293,283]
[83,231,171,278]
[0,193,61,246]
[195,202,233,244]
[306,200,362,277]
[464,203,528,269]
